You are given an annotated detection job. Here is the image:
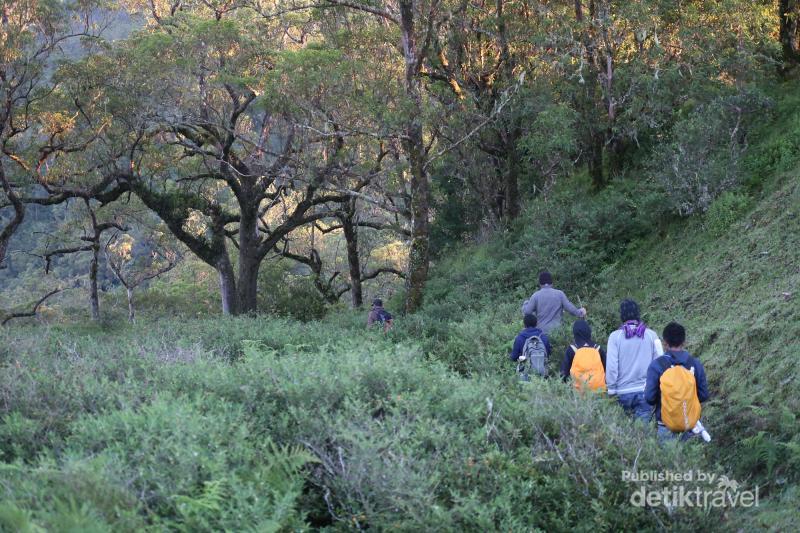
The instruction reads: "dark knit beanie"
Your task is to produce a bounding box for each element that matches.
[620,299,640,322]
[538,271,553,286]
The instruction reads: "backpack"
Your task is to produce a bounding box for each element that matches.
[659,358,702,432]
[518,335,548,380]
[569,344,605,392]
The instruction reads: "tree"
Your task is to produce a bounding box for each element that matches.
[42,200,125,321]
[1,1,127,269]
[299,0,445,312]
[781,0,800,67]
[80,9,356,315]
[105,231,181,322]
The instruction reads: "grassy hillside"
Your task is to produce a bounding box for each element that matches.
[2,86,799,530]
[403,83,800,528]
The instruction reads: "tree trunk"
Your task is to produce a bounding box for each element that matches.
[404,126,430,313]
[341,211,363,308]
[780,0,800,66]
[0,163,25,268]
[237,254,260,315]
[218,258,238,315]
[587,129,606,189]
[504,134,521,220]
[400,0,431,314]
[127,287,135,323]
[89,245,100,321]
[236,201,261,314]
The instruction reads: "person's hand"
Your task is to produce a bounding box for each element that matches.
[518,356,527,361]
[578,307,587,317]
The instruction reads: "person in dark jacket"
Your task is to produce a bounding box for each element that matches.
[509,314,552,361]
[367,298,393,332]
[645,322,710,441]
[560,319,606,381]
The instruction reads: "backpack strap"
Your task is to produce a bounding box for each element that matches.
[570,344,578,352]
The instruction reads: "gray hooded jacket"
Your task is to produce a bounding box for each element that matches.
[520,285,582,333]
[605,326,664,395]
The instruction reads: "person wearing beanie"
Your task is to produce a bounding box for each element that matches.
[520,271,586,333]
[560,319,606,382]
[605,299,664,421]
[367,298,393,332]
[509,313,552,362]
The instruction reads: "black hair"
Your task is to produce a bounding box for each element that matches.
[523,314,537,328]
[662,322,686,348]
[372,298,383,307]
[538,271,553,286]
[620,299,641,322]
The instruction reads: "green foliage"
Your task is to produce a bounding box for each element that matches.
[1,323,722,530]
[651,90,771,215]
[257,261,327,321]
[742,85,800,184]
[705,191,751,237]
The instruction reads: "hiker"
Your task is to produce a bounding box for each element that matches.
[520,271,586,333]
[367,298,393,332]
[510,314,552,379]
[606,299,664,422]
[645,322,710,442]
[561,319,606,391]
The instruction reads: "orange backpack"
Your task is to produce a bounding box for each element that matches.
[659,362,702,432]
[570,344,606,392]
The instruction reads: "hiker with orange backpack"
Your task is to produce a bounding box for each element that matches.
[561,320,606,392]
[645,322,710,442]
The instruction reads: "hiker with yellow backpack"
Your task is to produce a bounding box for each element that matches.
[645,322,711,442]
[561,320,607,392]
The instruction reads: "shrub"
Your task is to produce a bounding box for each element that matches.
[651,91,771,215]
[705,191,751,236]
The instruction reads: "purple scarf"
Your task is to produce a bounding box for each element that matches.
[621,320,647,339]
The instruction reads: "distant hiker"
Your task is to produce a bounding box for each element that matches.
[520,271,586,333]
[367,298,393,332]
[561,319,606,392]
[645,322,711,442]
[510,314,552,380]
[606,299,664,422]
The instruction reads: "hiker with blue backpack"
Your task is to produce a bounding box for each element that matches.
[606,299,664,421]
[521,271,586,333]
[510,314,552,380]
[645,322,711,442]
[367,298,393,332]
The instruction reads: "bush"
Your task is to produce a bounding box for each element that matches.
[705,191,751,236]
[0,319,726,531]
[651,91,771,215]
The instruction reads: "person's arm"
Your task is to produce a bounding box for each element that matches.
[645,360,662,405]
[560,291,580,316]
[599,346,607,370]
[695,360,710,403]
[605,334,619,395]
[367,310,375,326]
[521,293,536,316]
[510,335,524,361]
[560,291,585,317]
[561,346,575,381]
